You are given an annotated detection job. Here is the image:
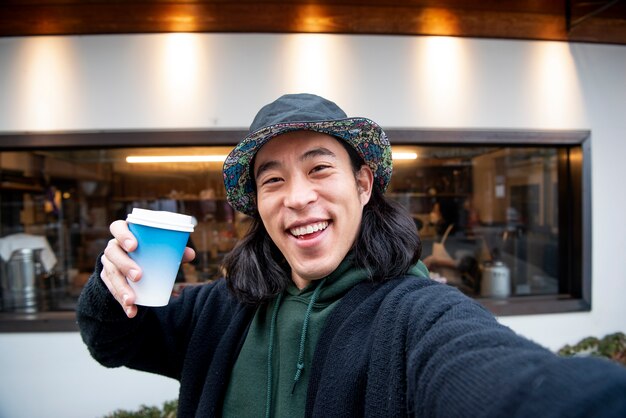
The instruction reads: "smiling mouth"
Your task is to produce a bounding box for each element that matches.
[289,221,329,238]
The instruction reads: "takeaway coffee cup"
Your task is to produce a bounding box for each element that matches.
[126,208,194,306]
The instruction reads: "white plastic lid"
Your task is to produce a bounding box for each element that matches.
[126,208,195,233]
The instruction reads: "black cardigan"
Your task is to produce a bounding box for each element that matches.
[77,266,626,417]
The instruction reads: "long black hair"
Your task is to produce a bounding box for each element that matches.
[221,140,422,305]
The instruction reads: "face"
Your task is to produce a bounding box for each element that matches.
[253,131,373,289]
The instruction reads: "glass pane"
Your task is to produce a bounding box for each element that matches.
[0,147,245,313]
[0,144,564,314]
[388,146,560,299]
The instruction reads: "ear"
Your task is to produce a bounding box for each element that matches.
[355,165,374,206]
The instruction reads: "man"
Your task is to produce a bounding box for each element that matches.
[78,93,626,417]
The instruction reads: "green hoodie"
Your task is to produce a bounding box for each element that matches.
[222,257,429,417]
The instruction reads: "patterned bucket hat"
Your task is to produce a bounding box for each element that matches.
[223,93,392,216]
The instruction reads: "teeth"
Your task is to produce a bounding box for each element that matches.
[290,221,329,237]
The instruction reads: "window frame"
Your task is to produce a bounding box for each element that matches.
[0,128,591,331]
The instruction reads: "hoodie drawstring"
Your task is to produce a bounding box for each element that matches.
[291,277,327,394]
[265,277,327,418]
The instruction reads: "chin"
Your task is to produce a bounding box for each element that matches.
[297,261,339,281]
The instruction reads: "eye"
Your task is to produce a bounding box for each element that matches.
[261,176,282,186]
[310,164,330,174]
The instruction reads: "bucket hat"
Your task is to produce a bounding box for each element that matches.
[223,93,392,216]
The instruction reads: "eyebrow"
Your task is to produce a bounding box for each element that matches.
[254,146,337,181]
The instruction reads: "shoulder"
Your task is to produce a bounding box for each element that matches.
[332,275,497,334]
[384,276,501,335]
[353,274,485,313]
[387,275,490,314]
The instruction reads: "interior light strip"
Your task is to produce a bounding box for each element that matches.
[392,152,418,160]
[126,155,228,163]
[126,152,417,163]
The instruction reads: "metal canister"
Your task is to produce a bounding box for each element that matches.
[2,248,38,312]
[480,260,511,298]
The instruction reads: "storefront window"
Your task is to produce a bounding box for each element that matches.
[389,146,560,297]
[0,129,590,329]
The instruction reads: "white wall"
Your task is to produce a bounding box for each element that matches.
[0,332,179,418]
[1,33,625,417]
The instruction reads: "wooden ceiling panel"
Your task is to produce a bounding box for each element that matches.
[0,0,625,44]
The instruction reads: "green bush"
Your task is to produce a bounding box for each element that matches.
[103,400,177,418]
[558,332,626,366]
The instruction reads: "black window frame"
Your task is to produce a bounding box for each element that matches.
[0,128,591,331]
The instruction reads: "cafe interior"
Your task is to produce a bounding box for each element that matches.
[1,1,626,416]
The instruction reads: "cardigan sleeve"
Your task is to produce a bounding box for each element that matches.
[76,254,239,380]
[404,282,626,417]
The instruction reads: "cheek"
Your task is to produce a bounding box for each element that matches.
[256,200,275,232]
[257,195,285,232]
[256,192,275,216]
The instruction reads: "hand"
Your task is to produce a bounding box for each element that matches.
[100,220,196,318]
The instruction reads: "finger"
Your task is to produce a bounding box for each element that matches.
[100,254,119,299]
[103,237,142,283]
[100,252,137,315]
[110,219,137,252]
[100,252,135,301]
[125,304,138,319]
[182,247,196,264]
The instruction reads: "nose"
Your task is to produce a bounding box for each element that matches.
[283,174,317,210]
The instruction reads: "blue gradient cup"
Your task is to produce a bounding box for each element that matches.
[126,208,195,306]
